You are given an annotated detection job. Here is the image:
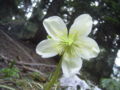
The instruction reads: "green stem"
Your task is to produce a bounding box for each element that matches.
[0,85,15,90]
[44,57,63,90]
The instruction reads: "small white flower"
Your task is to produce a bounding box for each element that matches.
[36,14,100,77]
[60,75,90,90]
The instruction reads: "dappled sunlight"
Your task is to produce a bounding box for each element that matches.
[115,50,120,66]
[90,1,99,7]
[111,50,120,81]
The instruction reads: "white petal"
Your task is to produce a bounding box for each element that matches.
[62,56,82,77]
[43,16,68,40]
[60,75,90,90]
[76,37,100,60]
[36,39,58,58]
[69,14,92,38]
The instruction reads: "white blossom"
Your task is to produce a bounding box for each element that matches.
[36,14,100,77]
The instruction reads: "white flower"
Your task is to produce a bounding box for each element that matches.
[60,75,90,90]
[36,14,100,77]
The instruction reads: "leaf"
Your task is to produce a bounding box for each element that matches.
[101,78,120,90]
[0,85,15,90]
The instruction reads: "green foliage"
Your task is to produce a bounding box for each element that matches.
[102,0,120,24]
[0,61,20,78]
[0,59,45,89]
[101,78,120,90]
[0,67,20,78]
[29,72,46,82]
[104,16,120,24]
[0,85,15,90]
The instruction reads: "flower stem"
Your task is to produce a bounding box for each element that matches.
[44,57,62,90]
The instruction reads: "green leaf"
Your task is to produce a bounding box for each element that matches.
[101,78,120,90]
[0,85,15,90]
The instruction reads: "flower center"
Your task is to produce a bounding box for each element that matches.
[64,38,73,46]
[56,35,78,57]
[58,37,75,55]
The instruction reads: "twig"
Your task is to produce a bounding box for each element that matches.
[22,66,48,78]
[0,54,56,68]
[17,62,56,68]
[0,55,48,79]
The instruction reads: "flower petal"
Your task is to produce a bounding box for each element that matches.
[60,75,90,90]
[62,56,82,77]
[43,16,68,40]
[36,39,58,58]
[69,14,92,38]
[75,37,100,60]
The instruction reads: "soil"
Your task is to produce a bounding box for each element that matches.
[0,30,57,75]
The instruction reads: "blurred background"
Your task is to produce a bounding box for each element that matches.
[0,0,120,89]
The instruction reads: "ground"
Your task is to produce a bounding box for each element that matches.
[0,30,57,76]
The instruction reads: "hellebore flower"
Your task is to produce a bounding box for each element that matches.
[36,14,100,77]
